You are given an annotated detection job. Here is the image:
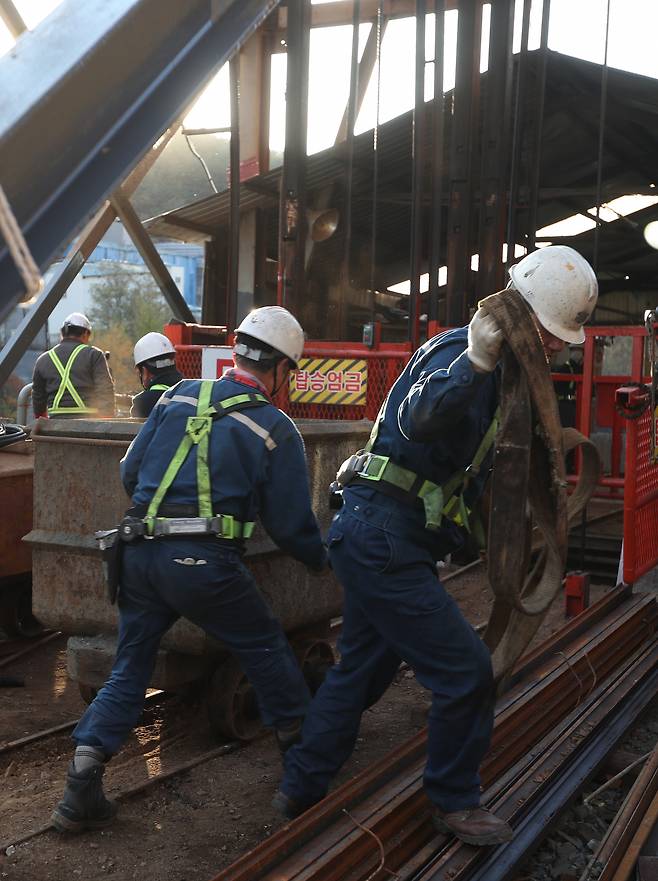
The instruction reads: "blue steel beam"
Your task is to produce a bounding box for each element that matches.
[0,0,279,322]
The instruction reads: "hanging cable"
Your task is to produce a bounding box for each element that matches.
[183,133,219,195]
[369,1,383,323]
[593,0,611,273]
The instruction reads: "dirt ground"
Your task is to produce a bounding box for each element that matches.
[0,568,611,881]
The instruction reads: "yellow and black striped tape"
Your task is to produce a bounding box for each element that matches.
[290,357,368,405]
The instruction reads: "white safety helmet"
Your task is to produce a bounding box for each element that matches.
[62,312,92,332]
[234,306,305,367]
[508,245,598,344]
[133,332,176,368]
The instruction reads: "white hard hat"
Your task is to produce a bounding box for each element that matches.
[62,312,91,331]
[133,332,176,368]
[234,306,305,367]
[508,245,598,344]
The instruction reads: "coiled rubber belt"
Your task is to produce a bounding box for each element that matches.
[479,287,601,680]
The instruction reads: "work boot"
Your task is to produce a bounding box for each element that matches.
[51,762,117,833]
[274,718,304,756]
[431,806,514,846]
[271,789,318,821]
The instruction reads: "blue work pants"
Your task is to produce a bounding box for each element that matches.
[73,538,310,755]
[282,499,494,813]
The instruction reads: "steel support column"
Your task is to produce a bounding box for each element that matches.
[506,0,531,267]
[0,0,280,320]
[334,14,389,145]
[409,0,426,348]
[277,0,310,313]
[0,121,181,388]
[445,0,483,326]
[109,191,194,322]
[527,0,551,250]
[0,0,25,38]
[428,0,445,329]
[227,55,241,333]
[476,0,515,299]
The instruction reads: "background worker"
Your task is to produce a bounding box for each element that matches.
[274,245,598,846]
[51,306,327,833]
[31,312,115,418]
[131,331,183,418]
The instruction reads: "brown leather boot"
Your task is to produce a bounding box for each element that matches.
[431,806,514,846]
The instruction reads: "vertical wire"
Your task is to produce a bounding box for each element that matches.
[593,0,611,273]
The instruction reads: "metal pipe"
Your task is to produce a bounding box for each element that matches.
[368,1,384,321]
[409,0,426,349]
[277,0,310,310]
[593,0,612,273]
[228,54,241,332]
[15,382,32,425]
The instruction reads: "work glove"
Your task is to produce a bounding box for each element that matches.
[466,307,504,373]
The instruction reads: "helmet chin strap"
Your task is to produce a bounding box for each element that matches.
[270,361,286,398]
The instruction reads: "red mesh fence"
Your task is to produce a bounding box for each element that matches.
[175,345,202,379]
[174,343,412,422]
[623,400,658,584]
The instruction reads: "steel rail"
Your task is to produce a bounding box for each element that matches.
[0,689,166,758]
[584,740,658,881]
[416,641,658,881]
[0,738,241,855]
[212,595,657,881]
[0,631,63,670]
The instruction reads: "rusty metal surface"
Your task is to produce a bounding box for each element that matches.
[0,445,33,579]
[27,418,367,654]
[211,591,656,881]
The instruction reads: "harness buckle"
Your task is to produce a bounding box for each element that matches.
[211,514,236,539]
[358,454,389,482]
[186,415,212,444]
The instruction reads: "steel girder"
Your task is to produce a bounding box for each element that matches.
[0,0,280,321]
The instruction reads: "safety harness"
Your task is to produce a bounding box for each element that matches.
[148,383,172,392]
[47,344,96,416]
[341,379,500,533]
[124,380,269,541]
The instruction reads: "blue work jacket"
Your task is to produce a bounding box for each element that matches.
[346,327,499,553]
[121,376,326,570]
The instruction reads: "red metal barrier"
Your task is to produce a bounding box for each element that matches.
[619,386,658,584]
[172,339,412,422]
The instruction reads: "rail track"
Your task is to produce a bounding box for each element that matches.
[211,584,658,881]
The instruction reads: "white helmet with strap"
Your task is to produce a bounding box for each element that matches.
[508,245,598,344]
[133,332,176,368]
[234,306,305,367]
[62,312,92,332]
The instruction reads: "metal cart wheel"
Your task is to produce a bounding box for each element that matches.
[205,656,262,741]
[292,637,335,695]
[78,683,98,705]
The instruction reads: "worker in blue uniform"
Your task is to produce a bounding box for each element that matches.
[274,245,599,846]
[130,331,183,418]
[51,306,327,833]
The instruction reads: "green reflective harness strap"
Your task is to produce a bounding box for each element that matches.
[149,383,171,391]
[359,406,501,532]
[145,384,268,537]
[195,381,214,518]
[48,345,93,414]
